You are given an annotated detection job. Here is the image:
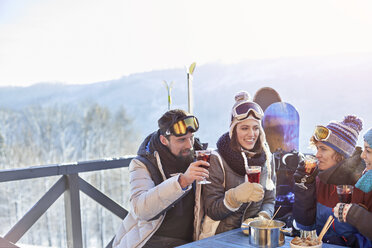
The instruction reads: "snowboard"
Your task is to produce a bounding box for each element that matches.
[263,102,300,223]
[253,87,282,112]
[262,102,299,153]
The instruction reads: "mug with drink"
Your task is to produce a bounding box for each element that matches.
[195,149,212,184]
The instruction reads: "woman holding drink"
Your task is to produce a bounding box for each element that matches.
[293,115,370,247]
[200,91,276,238]
[333,127,372,244]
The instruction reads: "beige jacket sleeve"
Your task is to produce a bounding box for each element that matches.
[129,158,191,221]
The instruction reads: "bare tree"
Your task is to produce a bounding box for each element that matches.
[0,103,138,247]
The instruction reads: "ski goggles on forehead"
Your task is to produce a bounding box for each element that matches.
[165,115,199,137]
[314,125,331,141]
[232,102,264,121]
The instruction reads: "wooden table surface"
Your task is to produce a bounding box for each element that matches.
[176,228,346,248]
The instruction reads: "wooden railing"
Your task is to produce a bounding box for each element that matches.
[0,156,134,248]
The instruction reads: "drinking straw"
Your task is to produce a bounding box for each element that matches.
[318,215,334,242]
[266,206,282,228]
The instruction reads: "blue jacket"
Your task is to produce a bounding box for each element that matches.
[293,151,372,248]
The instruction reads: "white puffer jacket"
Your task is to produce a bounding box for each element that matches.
[112,151,203,248]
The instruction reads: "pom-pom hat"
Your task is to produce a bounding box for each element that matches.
[229,91,264,138]
[229,91,275,190]
[314,115,363,158]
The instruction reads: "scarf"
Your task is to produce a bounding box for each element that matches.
[355,170,372,193]
[320,147,365,185]
[146,131,193,178]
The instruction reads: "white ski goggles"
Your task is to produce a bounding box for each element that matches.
[232,102,264,121]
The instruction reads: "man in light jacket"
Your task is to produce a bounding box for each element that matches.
[112,109,207,248]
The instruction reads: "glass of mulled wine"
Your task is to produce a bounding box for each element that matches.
[246,166,261,184]
[195,149,211,184]
[294,155,318,190]
[336,185,353,203]
[304,155,318,174]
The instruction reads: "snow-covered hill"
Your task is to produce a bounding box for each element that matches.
[1,53,371,153]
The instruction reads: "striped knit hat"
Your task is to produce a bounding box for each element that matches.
[322,115,363,158]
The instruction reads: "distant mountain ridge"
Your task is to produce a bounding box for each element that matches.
[1,53,372,153]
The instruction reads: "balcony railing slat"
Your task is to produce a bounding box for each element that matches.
[5,176,66,243]
[106,237,114,248]
[0,156,135,247]
[0,237,19,248]
[0,165,60,183]
[79,177,128,219]
[64,174,83,248]
[0,157,133,183]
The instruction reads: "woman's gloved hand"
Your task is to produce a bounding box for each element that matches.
[224,181,264,209]
[257,211,271,219]
[241,216,262,235]
[241,211,271,235]
[333,203,352,222]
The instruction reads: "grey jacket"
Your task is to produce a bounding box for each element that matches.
[202,151,276,234]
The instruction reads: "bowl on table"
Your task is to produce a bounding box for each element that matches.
[290,236,322,248]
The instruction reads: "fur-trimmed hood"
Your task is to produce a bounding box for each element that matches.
[318,146,365,185]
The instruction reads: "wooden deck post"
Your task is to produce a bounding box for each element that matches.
[64,174,83,248]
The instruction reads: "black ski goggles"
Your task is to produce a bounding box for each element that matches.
[164,115,199,137]
[314,125,331,141]
[232,102,264,121]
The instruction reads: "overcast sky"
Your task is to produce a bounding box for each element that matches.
[1,0,372,87]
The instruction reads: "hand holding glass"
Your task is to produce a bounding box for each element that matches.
[195,150,211,184]
[295,155,318,190]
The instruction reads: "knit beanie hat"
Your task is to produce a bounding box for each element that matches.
[229,91,275,190]
[363,128,372,148]
[321,115,363,158]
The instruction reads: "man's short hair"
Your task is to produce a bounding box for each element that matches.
[158,109,189,135]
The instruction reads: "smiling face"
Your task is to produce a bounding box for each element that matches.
[160,131,194,159]
[315,142,341,170]
[236,118,260,151]
[361,141,372,171]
